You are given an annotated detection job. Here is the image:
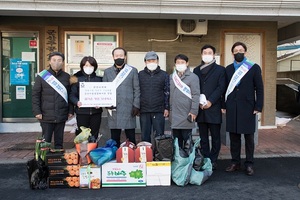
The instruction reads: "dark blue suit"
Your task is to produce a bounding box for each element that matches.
[193,62,226,164]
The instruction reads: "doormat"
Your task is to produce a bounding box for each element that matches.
[7,142,75,151]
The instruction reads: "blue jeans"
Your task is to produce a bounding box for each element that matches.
[140,112,165,143]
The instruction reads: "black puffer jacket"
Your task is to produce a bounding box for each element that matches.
[139,66,170,113]
[32,67,73,123]
[69,72,103,115]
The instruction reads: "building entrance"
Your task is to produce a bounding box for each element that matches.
[1,31,38,122]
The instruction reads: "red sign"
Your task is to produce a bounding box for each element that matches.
[29,40,37,48]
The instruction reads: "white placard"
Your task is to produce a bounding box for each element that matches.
[79,82,116,107]
[16,86,26,99]
[22,52,35,62]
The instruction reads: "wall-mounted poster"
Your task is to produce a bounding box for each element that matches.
[16,86,26,99]
[10,58,30,85]
[94,41,116,64]
[69,35,90,64]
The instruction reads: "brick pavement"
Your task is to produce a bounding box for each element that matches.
[0,118,299,164]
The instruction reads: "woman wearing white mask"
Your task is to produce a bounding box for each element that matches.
[193,45,226,170]
[69,56,102,140]
[170,54,200,148]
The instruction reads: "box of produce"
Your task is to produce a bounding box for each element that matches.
[48,176,79,188]
[48,165,80,177]
[45,151,78,166]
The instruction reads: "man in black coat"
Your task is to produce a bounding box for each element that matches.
[193,45,226,170]
[223,42,264,176]
[32,52,74,149]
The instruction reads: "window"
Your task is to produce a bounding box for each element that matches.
[65,32,119,76]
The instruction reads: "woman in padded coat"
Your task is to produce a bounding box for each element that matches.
[69,56,102,140]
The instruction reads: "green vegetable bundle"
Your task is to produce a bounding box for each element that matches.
[35,138,51,161]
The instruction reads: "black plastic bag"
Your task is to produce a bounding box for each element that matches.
[26,158,49,189]
[178,134,204,171]
[193,143,204,171]
[153,134,174,161]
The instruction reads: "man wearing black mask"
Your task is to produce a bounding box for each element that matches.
[103,47,140,147]
[222,42,264,176]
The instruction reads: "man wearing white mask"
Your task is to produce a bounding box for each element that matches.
[193,45,226,170]
[170,54,200,148]
[69,56,103,140]
[138,51,170,143]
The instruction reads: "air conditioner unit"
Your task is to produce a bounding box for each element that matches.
[177,19,208,35]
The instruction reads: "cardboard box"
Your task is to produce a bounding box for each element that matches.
[48,165,80,177]
[48,176,79,188]
[79,165,101,189]
[102,162,146,187]
[46,151,78,166]
[146,161,171,186]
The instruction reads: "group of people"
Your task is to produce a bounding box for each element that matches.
[32,41,264,176]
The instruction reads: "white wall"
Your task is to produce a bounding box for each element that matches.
[127,52,166,72]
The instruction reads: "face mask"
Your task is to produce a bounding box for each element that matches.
[114,58,125,66]
[176,64,187,72]
[234,53,245,62]
[202,55,214,63]
[51,61,63,71]
[83,66,94,75]
[146,63,158,71]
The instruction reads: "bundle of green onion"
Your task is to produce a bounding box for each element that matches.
[35,138,51,161]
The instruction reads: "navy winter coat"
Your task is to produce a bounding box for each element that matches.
[138,66,170,113]
[224,63,264,134]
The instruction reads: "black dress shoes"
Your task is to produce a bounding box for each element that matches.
[212,162,217,170]
[245,166,254,176]
[225,164,241,172]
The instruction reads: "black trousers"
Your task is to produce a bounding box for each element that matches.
[76,113,102,139]
[111,129,136,148]
[229,132,254,167]
[172,129,192,149]
[198,122,221,164]
[41,122,65,149]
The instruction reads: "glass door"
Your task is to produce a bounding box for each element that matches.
[1,32,38,122]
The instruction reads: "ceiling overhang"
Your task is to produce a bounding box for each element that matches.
[0,1,299,28]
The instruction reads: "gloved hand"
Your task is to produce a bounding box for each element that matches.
[131,106,140,117]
